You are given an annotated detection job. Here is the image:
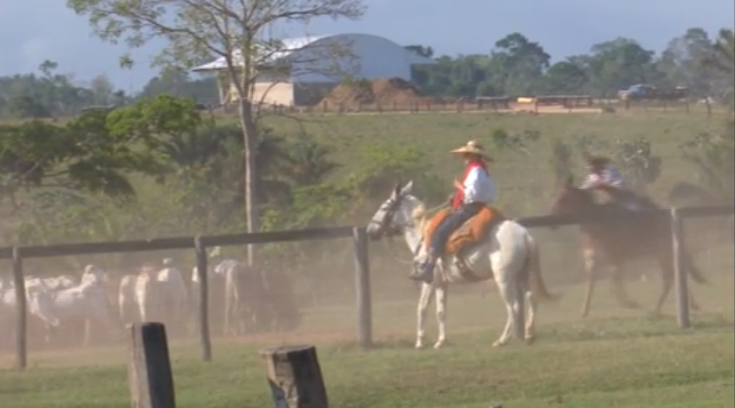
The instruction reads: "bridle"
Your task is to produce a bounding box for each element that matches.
[368,192,446,263]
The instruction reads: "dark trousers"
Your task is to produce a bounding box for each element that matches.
[429,203,482,256]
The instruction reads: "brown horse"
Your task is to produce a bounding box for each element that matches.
[550,176,707,318]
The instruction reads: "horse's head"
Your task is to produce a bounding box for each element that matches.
[366,181,421,241]
[82,264,108,284]
[550,176,596,216]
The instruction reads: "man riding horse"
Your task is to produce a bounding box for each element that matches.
[412,140,496,283]
[580,153,649,211]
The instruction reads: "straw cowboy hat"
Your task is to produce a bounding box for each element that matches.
[450,140,493,161]
[583,152,611,166]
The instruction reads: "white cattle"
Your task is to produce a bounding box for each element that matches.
[155,258,188,333]
[191,257,237,335]
[29,266,117,346]
[134,265,158,323]
[118,274,139,324]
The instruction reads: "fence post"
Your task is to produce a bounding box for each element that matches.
[259,345,328,408]
[670,208,690,329]
[127,322,176,408]
[352,227,372,349]
[12,246,27,370]
[194,236,212,362]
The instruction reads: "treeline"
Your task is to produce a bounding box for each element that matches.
[407,28,733,99]
[0,27,732,120]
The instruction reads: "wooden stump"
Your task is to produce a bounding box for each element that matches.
[128,322,176,408]
[259,345,328,408]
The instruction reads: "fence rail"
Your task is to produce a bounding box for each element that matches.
[233,96,719,116]
[4,204,733,370]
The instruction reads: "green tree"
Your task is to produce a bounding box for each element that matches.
[67,0,366,266]
[139,66,218,103]
[541,60,589,94]
[579,38,662,96]
[657,28,715,96]
[490,33,550,95]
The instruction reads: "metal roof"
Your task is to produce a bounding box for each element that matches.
[191,33,435,72]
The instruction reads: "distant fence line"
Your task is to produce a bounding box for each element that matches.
[236,95,718,116]
[4,204,733,370]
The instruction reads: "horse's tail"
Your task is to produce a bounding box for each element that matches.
[524,233,561,302]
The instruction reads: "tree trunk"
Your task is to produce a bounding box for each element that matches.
[239,98,259,267]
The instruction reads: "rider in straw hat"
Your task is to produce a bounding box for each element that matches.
[411,140,497,283]
[581,152,640,210]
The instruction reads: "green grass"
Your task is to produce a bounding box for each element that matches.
[1,260,732,408]
[1,109,731,407]
[262,110,728,215]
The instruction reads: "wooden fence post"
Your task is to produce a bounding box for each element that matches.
[259,345,328,408]
[670,208,690,329]
[12,246,27,370]
[128,322,176,408]
[194,236,212,362]
[352,227,372,349]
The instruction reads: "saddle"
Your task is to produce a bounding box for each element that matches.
[423,206,506,256]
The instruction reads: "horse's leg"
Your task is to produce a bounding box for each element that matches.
[524,290,538,344]
[433,283,448,349]
[653,254,675,316]
[609,264,640,309]
[415,283,434,349]
[581,249,599,318]
[492,277,519,347]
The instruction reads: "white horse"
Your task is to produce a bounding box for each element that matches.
[365,181,560,349]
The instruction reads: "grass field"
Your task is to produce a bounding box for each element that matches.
[0,110,731,407]
[1,245,732,408]
[262,110,728,215]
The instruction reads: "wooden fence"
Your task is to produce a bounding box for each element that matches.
[3,226,371,370]
[243,95,718,116]
[3,204,733,371]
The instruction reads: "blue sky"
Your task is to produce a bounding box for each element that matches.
[1,0,732,92]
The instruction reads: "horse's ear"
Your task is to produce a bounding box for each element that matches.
[400,180,413,196]
[565,175,574,187]
[392,183,401,197]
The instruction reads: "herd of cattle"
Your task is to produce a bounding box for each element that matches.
[0,256,301,352]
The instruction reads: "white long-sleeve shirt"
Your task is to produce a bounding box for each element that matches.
[581,165,626,190]
[463,166,496,204]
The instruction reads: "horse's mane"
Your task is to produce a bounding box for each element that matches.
[408,197,430,232]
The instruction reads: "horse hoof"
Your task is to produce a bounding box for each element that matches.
[433,341,444,349]
[524,335,535,345]
[415,343,425,350]
[492,340,507,347]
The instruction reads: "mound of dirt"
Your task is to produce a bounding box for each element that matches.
[318,77,425,107]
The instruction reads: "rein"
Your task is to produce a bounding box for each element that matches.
[384,201,448,265]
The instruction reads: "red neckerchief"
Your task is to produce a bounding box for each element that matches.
[452,159,488,210]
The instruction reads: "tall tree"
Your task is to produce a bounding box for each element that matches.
[579,38,661,96]
[490,33,550,95]
[658,28,715,96]
[67,0,365,265]
[704,28,735,107]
